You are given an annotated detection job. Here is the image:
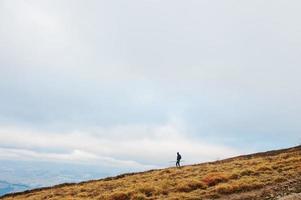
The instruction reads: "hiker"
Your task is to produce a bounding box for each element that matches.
[176,152,182,167]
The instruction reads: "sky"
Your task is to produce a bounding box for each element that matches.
[0,0,301,173]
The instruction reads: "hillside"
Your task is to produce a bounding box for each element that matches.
[1,146,300,200]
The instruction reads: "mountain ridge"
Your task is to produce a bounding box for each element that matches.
[1,145,300,200]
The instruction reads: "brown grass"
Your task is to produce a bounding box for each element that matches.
[1,146,300,200]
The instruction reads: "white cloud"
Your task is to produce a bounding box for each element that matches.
[0,121,240,168]
[0,0,300,172]
[0,147,155,170]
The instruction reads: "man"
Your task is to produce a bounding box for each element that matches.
[176,152,182,167]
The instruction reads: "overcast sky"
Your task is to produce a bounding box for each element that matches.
[0,0,301,170]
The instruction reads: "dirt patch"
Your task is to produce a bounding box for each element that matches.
[278,193,301,200]
[216,177,301,200]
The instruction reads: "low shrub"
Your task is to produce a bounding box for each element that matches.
[109,192,130,200]
[138,185,156,197]
[176,180,207,192]
[202,173,228,186]
[132,193,147,200]
[215,182,263,195]
[240,169,255,176]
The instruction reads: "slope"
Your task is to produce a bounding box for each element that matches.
[1,146,300,200]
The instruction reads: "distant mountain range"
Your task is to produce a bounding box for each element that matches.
[0,180,30,196]
[0,159,128,196]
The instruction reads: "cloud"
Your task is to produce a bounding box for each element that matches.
[0,121,240,168]
[0,0,301,170]
[0,147,155,170]
[1,0,301,81]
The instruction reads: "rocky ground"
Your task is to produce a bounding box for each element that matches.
[279,193,301,200]
[216,177,301,200]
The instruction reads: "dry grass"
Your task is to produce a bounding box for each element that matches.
[1,146,300,200]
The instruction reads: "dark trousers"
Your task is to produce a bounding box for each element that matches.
[176,160,180,167]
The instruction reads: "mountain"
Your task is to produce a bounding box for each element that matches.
[0,181,29,197]
[0,160,116,196]
[1,146,300,200]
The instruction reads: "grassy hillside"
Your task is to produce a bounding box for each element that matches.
[1,146,300,200]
